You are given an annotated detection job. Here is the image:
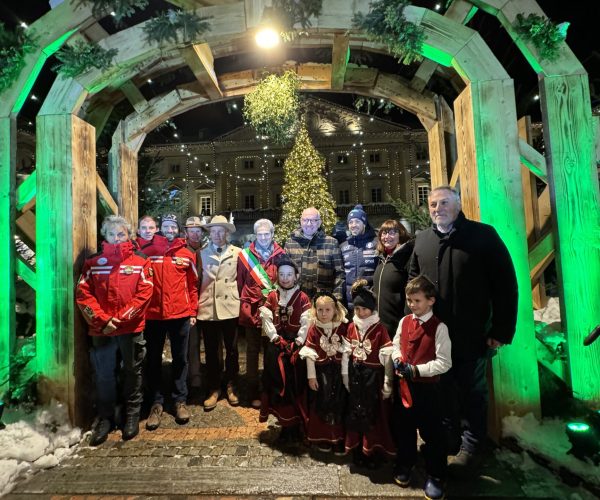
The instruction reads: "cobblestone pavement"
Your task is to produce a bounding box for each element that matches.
[6,337,590,499]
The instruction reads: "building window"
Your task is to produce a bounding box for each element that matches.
[417,185,430,206]
[369,153,380,163]
[199,195,212,216]
[170,164,180,173]
[243,160,254,169]
[275,193,282,208]
[371,187,383,203]
[274,158,284,168]
[338,190,350,204]
[337,155,349,165]
[244,194,255,209]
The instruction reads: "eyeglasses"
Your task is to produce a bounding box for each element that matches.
[380,229,398,236]
[301,218,321,224]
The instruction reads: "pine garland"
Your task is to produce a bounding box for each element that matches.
[0,23,36,95]
[352,0,424,65]
[354,96,397,115]
[514,13,568,61]
[272,0,323,30]
[243,70,300,145]
[76,0,148,25]
[389,197,431,232]
[53,41,118,78]
[143,10,211,46]
[275,123,337,242]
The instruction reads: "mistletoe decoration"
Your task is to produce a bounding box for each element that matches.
[515,13,569,61]
[243,70,300,145]
[143,10,212,46]
[53,41,118,78]
[353,0,424,65]
[0,23,36,95]
[76,0,148,25]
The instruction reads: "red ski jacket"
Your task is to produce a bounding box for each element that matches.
[76,240,154,336]
[144,237,199,320]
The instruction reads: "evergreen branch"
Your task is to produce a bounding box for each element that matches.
[515,13,568,61]
[53,41,118,78]
[272,0,323,30]
[389,196,431,232]
[0,23,37,95]
[352,0,424,65]
[143,10,212,46]
[76,0,149,25]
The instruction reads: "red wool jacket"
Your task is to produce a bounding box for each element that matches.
[76,240,154,336]
[144,237,199,320]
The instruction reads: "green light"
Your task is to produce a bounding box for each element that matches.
[567,423,590,432]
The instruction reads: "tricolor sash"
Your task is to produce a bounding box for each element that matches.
[239,247,275,296]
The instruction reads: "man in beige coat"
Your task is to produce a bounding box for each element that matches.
[197,215,242,410]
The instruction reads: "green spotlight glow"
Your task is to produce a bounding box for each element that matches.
[567,423,590,432]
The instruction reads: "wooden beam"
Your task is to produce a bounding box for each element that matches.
[81,99,114,140]
[120,81,149,113]
[16,256,36,291]
[528,232,554,275]
[16,171,36,211]
[181,43,222,100]
[36,113,97,426]
[109,123,139,226]
[449,162,460,187]
[410,0,476,92]
[16,210,36,244]
[373,73,437,120]
[428,120,448,187]
[519,138,547,181]
[331,34,350,90]
[96,172,118,216]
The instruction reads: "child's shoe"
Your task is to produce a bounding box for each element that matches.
[316,442,332,452]
[393,465,412,487]
[423,476,445,500]
[333,441,346,456]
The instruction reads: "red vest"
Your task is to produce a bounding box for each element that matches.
[400,314,441,383]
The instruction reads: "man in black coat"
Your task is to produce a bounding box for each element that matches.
[409,186,518,476]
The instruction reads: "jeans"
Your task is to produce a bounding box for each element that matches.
[441,355,489,453]
[90,333,146,419]
[199,318,239,391]
[145,318,191,405]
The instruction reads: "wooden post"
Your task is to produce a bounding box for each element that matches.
[0,116,16,399]
[36,113,97,425]
[109,123,139,227]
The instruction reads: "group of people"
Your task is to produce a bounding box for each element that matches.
[76,185,518,500]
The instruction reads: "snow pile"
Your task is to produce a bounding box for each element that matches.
[533,296,561,324]
[503,413,600,487]
[0,401,82,496]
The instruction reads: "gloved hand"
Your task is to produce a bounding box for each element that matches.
[295,336,304,346]
[382,376,392,399]
[397,362,418,381]
[393,358,402,371]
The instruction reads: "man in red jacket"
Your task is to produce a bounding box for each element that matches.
[144,214,199,431]
[76,215,154,446]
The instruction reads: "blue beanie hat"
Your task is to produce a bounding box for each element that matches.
[347,204,368,225]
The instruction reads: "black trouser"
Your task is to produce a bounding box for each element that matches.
[145,318,190,405]
[198,318,239,391]
[90,333,146,419]
[392,381,447,479]
[441,355,489,453]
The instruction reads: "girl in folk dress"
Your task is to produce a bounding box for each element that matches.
[343,279,396,466]
[299,293,349,454]
[259,258,311,443]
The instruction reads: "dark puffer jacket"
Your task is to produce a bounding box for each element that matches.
[340,226,378,310]
[372,240,414,337]
[409,212,518,361]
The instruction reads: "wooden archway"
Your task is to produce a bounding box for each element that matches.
[0,0,597,426]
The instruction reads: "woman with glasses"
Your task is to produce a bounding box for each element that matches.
[372,220,414,337]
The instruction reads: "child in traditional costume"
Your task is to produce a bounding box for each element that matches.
[299,292,348,454]
[259,258,311,443]
[343,279,396,466]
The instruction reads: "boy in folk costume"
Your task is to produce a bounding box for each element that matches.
[299,292,349,454]
[259,258,311,443]
[391,276,451,500]
[343,279,396,466]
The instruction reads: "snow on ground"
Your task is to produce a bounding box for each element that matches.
[0,400,82,496]
[503,413,600,487]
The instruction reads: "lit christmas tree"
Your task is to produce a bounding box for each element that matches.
[275,124,337,242]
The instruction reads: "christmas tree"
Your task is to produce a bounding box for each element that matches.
[275,124,337,242]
